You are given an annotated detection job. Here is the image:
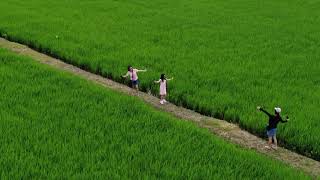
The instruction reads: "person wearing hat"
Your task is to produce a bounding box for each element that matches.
[257,106,289,149]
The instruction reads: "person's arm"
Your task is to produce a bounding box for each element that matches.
[122,71,129,78]
[136,69,147,72]
[167,77,174,81]
[280,115,290,123]
[154,79,161,83]
[257,106,272,117]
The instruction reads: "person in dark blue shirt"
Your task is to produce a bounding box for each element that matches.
[257,106,289,149]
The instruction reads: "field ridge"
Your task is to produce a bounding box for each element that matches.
[0,37,319,178]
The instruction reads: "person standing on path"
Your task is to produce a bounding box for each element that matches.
[122,65,147,90]
[257,106,289,150]
[154,74,173,104]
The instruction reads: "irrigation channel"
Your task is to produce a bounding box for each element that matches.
[0,37,319,178]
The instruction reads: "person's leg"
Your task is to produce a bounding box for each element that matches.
[274,136,277,145]
[163,94,167,103]
[265,129,272,149]
[265,136,272,149]
[268,137,273,145]
[273,135,278,148]
[133,80,139,91]
[160,95,164,104]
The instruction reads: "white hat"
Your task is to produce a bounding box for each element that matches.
[274,107,281,113]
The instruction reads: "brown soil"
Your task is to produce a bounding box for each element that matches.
[1,37,319,178]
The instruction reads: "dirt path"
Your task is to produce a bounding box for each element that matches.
[0,37,319,178]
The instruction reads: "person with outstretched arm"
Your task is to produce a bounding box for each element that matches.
[257,106,289,150]
[122,65,147,90]
[154,74,173,104]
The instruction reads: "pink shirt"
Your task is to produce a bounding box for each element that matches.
[126,69,138,81]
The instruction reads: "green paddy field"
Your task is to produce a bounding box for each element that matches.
[0,48,311,178]
[0,0,319,161]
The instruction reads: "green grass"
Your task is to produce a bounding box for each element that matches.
[0,48,310,179]
[0,0,319,159]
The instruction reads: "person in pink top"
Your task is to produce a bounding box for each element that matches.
[122,65,147,90]
[154,74,173,104]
